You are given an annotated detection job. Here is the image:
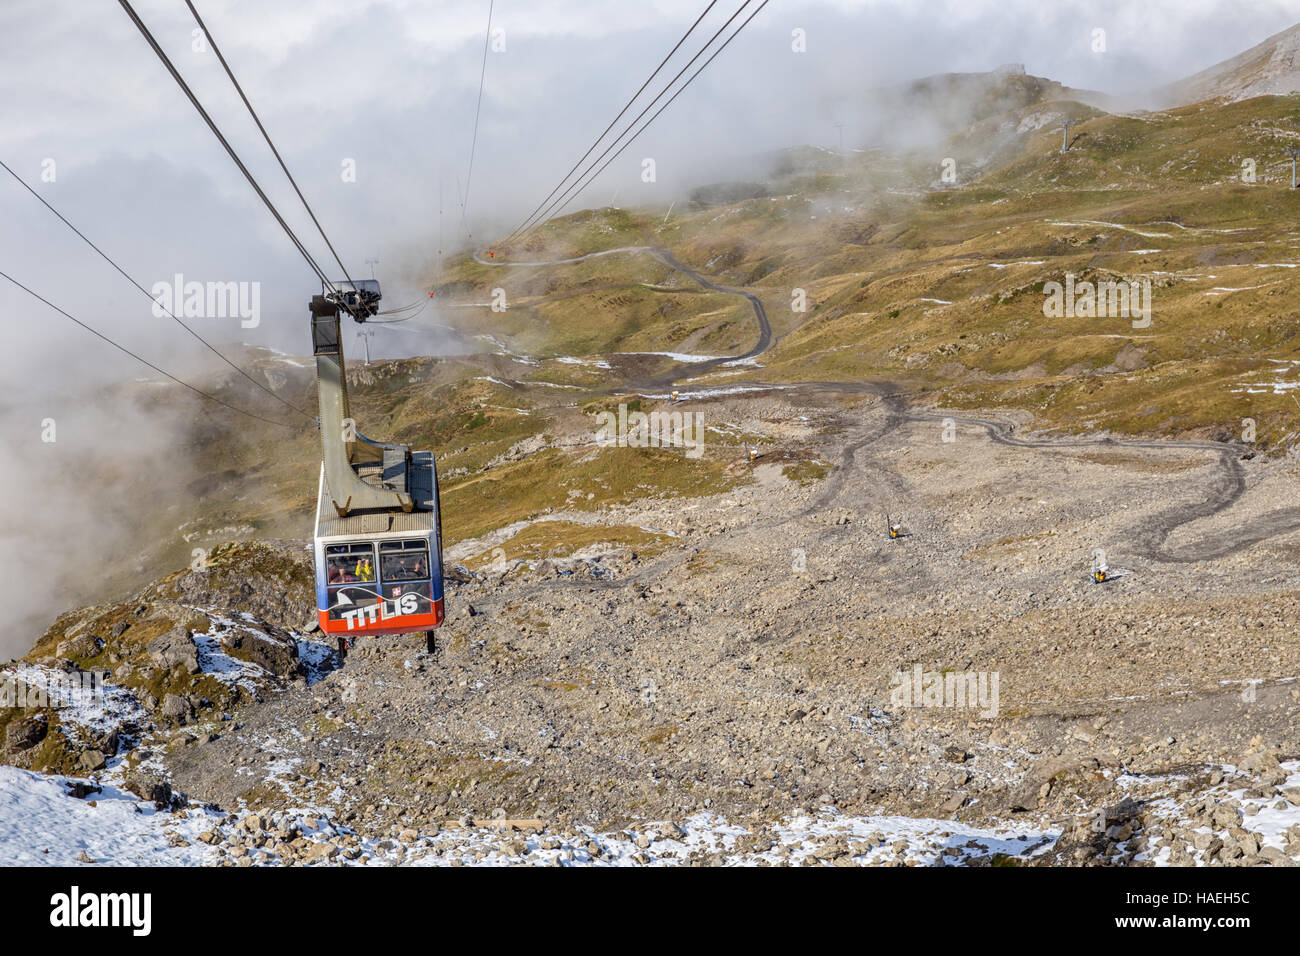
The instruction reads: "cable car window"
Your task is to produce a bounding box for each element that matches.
[325,543,375,584]
[379,540,430,582]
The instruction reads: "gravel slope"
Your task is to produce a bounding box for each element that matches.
[143,387,1300,865]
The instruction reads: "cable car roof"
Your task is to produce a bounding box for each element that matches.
[314,453,438,539]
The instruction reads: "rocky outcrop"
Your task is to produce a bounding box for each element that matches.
[0,544,323,777]
[4,717,46,753]
[223,628,303,680]
[140,541,314,631]
[147,627,200,675]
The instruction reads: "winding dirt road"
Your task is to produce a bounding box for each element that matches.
[475,243,1295,566]
[473,245,771,383]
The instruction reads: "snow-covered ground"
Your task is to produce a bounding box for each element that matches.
[616,351,726,362]
[1132,761,1300,866]
[0,763,1056,867]
[0,767,220,866]
[1229,359,1300,394]
[553,356,612,369]
[642,385,793,401]
[385,811,1056,867]
[4,664,144,742]
[7,748,1300,866]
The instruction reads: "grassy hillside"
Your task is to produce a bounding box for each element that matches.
[430,91,1300,449]
[30,84,1300,657]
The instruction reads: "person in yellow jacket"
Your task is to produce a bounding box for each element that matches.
[355,556,374,582]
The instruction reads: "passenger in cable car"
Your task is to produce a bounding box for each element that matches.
[355,556,374,581]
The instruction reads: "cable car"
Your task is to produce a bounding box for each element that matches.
[308,280,444,658]
[313,452,445,652]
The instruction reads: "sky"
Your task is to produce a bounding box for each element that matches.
[3,0,1300,367]
[2,0,1300,656]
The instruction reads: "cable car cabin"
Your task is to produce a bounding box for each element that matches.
[313,453,445,646]
[308,280,443,657]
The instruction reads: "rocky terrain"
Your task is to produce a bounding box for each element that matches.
[5,380,1300,866]
[9,21,1300,867]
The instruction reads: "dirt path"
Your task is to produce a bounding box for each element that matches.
[472,245,772,382]
[479,242,1299,564]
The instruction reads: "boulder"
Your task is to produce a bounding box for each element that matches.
[1008,756,1100,811]
[77,749,106,772]
[1238,750,1280,776]
[147,627,200,675]
[56,633,103,660]
[65,780,101,799]
[87,727,120,759]
[223,628,302,679]
[124,771,175,809]
[4,717,47,753]
[161,693,194,725]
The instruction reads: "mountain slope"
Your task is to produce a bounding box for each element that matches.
[852,69,1114,149]
[1158,21,1300,105]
